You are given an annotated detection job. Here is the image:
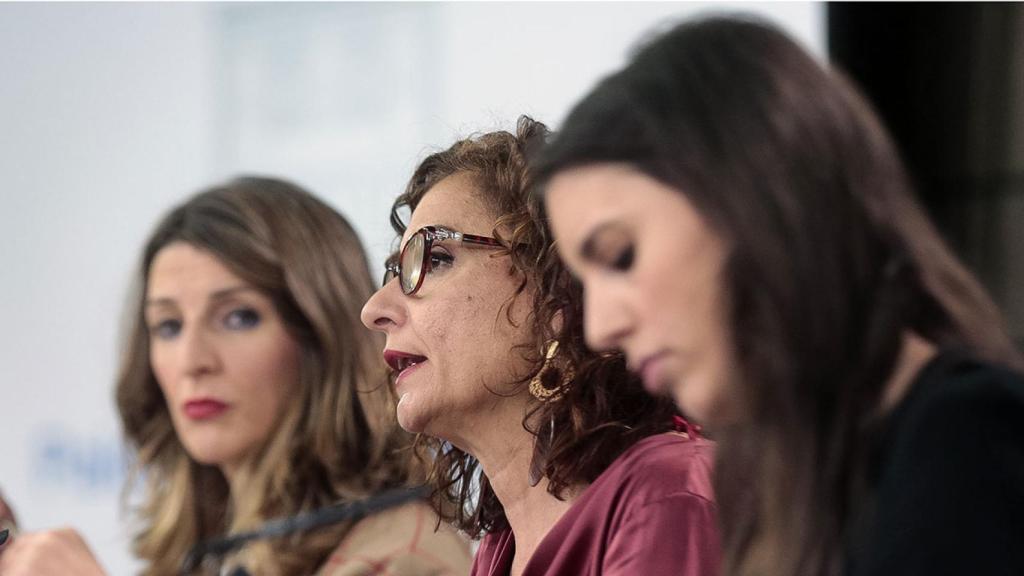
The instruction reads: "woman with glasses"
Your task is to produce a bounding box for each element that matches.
[360,117,720,576]
[539,15,1024,576]
[0,177,471,576]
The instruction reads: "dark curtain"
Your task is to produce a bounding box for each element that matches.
[829,3,1024,347]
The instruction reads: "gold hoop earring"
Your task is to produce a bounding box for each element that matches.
[529,340,574,401]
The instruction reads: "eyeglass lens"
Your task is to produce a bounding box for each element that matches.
[400,232,426,294]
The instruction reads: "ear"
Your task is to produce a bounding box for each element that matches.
[548,308,565,336]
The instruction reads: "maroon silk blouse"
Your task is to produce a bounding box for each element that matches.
[472,432,720,576]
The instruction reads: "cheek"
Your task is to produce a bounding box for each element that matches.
[254,339,301,399]
[644,231,724,332]
[422,286,500,345]
[149,346,179,402]
[418,276,530,384]
[232,336,301,427]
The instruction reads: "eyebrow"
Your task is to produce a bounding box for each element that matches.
[145,285,258,308]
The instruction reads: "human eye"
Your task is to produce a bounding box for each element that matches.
[426,248,454,273]
[589,228,635,273]
[610,245,635,271]
[223,307,261,330]
[148,318,182,341]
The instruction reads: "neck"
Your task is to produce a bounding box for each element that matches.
[466,410,579,576]
[879,331,938,414]
[220,456,257,514]
[220,460,242,494]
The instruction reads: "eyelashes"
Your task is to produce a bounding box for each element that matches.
[427,249,454,273]
[611,245,635,271]
[593,238,635,273]
[583,224,636,274]
[223,307,261,330]
[150,318,182,340]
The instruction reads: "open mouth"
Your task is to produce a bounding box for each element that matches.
[383,350,428,373]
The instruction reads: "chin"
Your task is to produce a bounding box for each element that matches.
[179,436,238,468]
[395,394,428,434]
[672,380,710,424]
[183,448,228,468]
[395,413,422,434]
[677,383,739,428]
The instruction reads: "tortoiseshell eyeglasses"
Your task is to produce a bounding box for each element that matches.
[383,225,504,296]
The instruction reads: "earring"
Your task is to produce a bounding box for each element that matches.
[529,340,574,401]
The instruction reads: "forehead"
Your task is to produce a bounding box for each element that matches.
[545,163,640,234]
[147,242,244,296]
[403,172,497,244]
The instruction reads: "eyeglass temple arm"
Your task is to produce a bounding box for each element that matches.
[459,232,503,247]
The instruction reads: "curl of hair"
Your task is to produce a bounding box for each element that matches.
[116,177,417,575]
[535,15,1023,576]
[390,117,681,538]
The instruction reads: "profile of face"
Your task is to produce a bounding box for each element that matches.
[545,163,739,425]
[360,173,534,445]
[145,241,301,473]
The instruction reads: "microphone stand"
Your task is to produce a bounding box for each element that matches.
[180,485,431,576]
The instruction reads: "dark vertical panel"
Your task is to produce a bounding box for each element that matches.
[828,3,1024,346]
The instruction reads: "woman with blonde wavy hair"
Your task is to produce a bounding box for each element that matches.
[0,177,471,576]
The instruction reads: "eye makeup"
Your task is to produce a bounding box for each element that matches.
[581,223,635,272]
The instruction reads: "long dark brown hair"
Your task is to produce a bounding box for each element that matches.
[390,117,680,538]
[117,177,415,575]
[534,16,1022,576]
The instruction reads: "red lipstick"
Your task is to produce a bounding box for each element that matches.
[183,399,228,420]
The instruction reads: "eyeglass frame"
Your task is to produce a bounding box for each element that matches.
[383,225,505,296]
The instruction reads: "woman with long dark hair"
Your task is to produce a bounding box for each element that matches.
[539,16,1024,576]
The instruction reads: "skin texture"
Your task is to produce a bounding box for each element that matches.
[360,173,535,449]
[145,242,301,481]
[545,163,740,425]
[361,173,575,575]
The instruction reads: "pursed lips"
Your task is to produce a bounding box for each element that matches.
[182,398,229,420]
[629,349,672,393]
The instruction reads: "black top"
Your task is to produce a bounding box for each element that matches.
[847,350,1024,575]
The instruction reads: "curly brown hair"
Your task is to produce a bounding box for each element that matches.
[389,116,681,538]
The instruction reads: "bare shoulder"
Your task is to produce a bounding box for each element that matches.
[315,501,472,576]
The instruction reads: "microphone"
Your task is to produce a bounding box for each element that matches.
[180,485,431,575]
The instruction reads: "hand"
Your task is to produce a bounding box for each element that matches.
[0,527,107,576]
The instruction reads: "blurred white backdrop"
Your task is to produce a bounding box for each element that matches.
[0,3,823,573]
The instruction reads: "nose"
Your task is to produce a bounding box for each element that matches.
[179,324,219,378]
[582,282,633,352]
[360,280,405,334]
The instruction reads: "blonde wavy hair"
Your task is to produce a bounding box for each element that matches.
[116,177,416,575]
